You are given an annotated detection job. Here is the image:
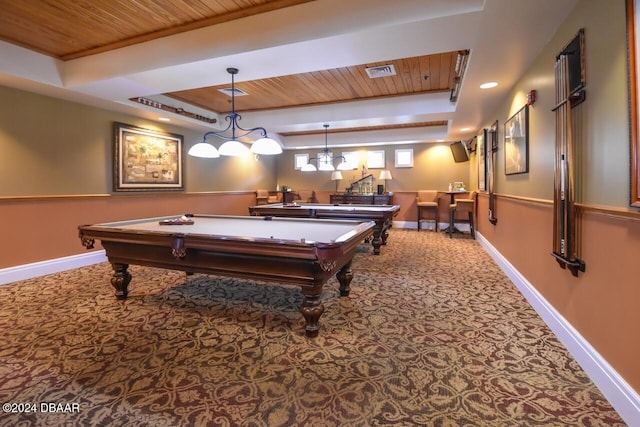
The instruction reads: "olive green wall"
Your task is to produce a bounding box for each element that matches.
[474,0,640,405]
[276,143,471,193]
[484,0,629,206]
[0,85,277,196]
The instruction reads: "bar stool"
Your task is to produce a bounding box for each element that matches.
[416,190,439,231]
[448,190,477,238]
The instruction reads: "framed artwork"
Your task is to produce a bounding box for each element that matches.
[114,122,184,191]
[477,133,486,191]
[394,148,414,167]
[294,153,309,170]
[488,121,498,225]
[367,150,385,169]
[504,105,529,175]
[627,0,640,206]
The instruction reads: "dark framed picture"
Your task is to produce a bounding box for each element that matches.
[627,0,640,206]
[113,122,184,191]
[476,132,486,191]
[504,105,529,175]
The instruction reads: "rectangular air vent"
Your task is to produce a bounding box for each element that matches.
[365,64,396,78]
[218,87,248,97]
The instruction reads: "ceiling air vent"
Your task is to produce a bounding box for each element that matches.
[365,64,396,79]
[218,87,248,97]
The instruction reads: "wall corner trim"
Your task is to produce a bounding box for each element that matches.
[476,232,640,426]
[0,251,107,285]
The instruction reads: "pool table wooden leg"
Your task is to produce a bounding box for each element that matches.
[110,263,131,300]
[299,293,324,338]
[371,228,382,255]
[336,260,354,296]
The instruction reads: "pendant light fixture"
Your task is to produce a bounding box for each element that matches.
[301,124,350,171]
[188,68,282,158]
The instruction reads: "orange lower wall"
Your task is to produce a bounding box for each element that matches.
[3,191,639,395]
[314,190,465,224]
[476,193,640,394]
[0,192,256,269]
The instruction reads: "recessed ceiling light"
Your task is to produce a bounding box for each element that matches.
[158,117,170,122]
[480,82,498,89]
[460,127,471,132]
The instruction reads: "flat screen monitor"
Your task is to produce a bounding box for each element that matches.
[559,28,585,102]
[450,141,469,163]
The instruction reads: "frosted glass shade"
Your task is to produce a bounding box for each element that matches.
[251,137,282,155]
[188,142,220,158]
[219,140,250,156]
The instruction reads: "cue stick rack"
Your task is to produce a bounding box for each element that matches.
[551,30,586,277]
[487,121,498,225]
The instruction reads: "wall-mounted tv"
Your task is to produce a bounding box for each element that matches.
[450,141,469,163]
[558,28,585,106]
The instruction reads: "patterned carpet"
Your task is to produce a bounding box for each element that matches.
[0,229,625,426]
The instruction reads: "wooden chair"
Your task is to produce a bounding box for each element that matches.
[448,190,477,238]
[256,189,270,205]
[416,190,439,231]
[296,190,317,203]
[268,192,282,203]
[256,189,282,204]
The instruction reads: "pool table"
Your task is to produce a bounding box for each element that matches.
[78,214,375,337]
[248,203,400,255]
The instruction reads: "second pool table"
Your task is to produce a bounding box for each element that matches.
[248,203,400,254]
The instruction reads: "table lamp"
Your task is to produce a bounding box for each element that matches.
[379,169,392,192]
[331,171,343,193]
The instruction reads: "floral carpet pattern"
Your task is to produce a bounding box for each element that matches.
[0,230,625,426]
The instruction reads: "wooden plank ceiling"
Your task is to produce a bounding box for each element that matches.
[166,53,458,114]
[0,0,314,60]
[0,0,460,134]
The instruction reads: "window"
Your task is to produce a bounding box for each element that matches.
[394,149,413,168]
[367,150,385,169]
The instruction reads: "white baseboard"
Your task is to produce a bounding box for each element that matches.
[0,251,107,285]
[476,232,640,427]
[392,220,417,229]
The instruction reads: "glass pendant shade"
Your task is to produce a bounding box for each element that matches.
[218,140,250,156]
[188,142,220,158]
[318,157,335,171]
[251,137,282,155]
[337,160,350,170]
[301,163,317,171]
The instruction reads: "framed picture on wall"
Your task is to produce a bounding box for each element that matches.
[477,133,486,191]
[504,105,529,175]
[113,122,184,191]
[627,0,640,206]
